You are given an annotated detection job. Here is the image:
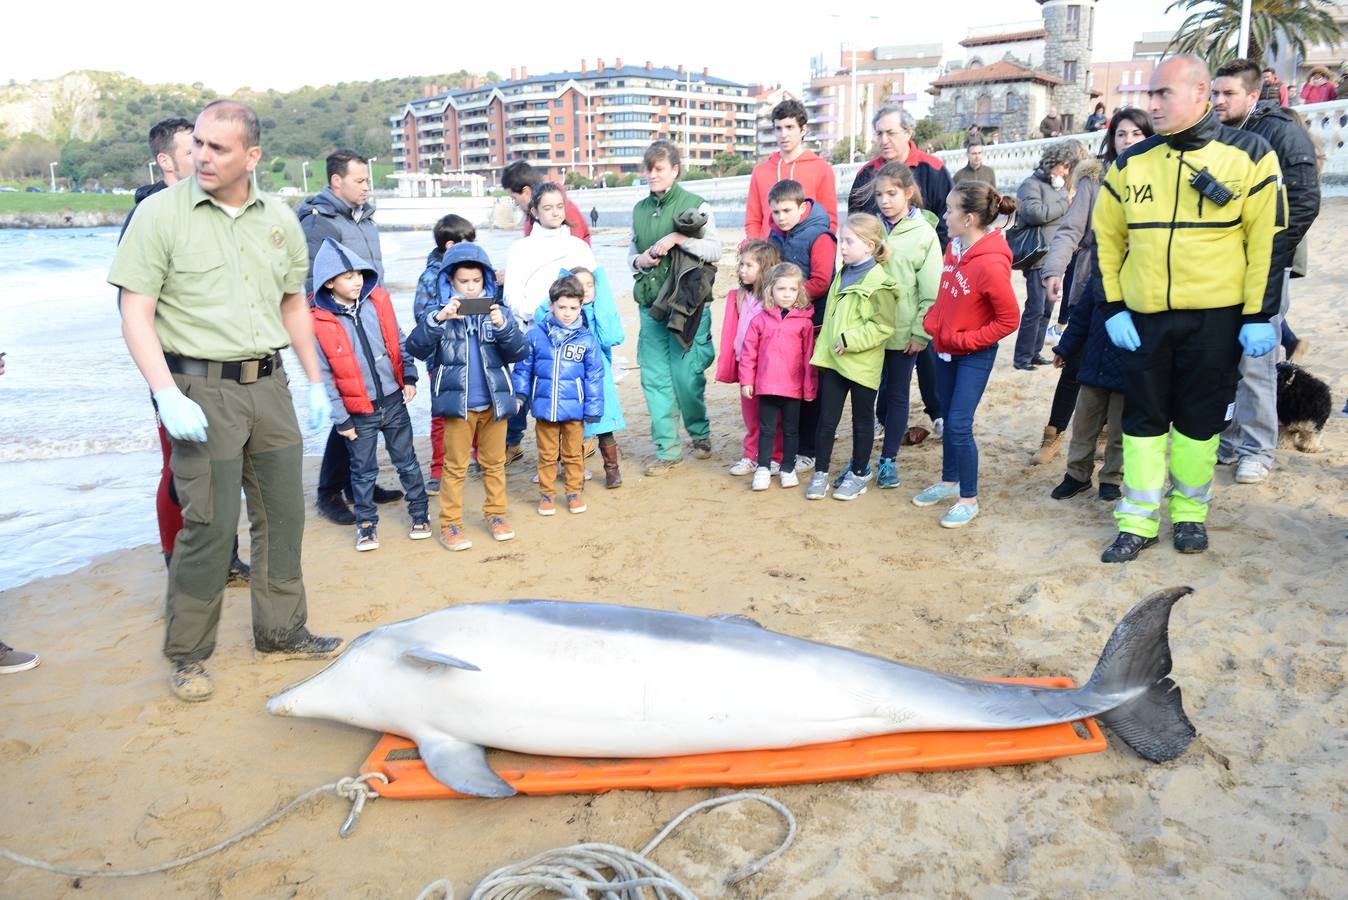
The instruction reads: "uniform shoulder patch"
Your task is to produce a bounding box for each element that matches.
[271,225,285,248]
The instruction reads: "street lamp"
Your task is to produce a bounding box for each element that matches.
[831,14,881,163]
[368,156,379,194]
[49,161,58,192]
[301,160,310,194]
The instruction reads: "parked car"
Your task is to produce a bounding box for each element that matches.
[0,186,17,192]
[25,186,42,192]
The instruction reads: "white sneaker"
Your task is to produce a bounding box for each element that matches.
[779,469,800,488]
[931,418,944,439]
[751,467,772,491]
[769,460,781,474]
[1045,325,1064,343]
[729,457,757,476]
[1234,457,1270,484]
[795,455,815,473]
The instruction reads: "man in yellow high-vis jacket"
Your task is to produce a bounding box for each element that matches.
[1092,55,1286,563]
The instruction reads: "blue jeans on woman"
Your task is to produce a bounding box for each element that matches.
[349,397,429,526]
[933,345,998,499]
[1013,271,1053,368]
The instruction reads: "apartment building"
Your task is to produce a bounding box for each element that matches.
[802,43,944,159]
[389,60,756,181]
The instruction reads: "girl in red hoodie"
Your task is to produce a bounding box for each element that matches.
[739,263,818,492]
[716,240,782,476]
[914,182,1020,528]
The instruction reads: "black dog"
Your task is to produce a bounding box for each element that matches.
[1276,362,1331,453]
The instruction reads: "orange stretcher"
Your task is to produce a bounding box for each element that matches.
[359,677,1107,800]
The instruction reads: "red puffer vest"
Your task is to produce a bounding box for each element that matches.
[311,286,405,414]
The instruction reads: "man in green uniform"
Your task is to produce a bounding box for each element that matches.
[628,140,721,475]
[110,100,342,702]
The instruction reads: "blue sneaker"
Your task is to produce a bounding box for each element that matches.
[805,471,830,500]
[912,482,960,507]
[832,463,872,489]
[940,501,980,528]
[832,470,869,501]
[876,457,899,489]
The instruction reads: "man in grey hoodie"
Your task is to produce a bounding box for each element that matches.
[297,149,400,523]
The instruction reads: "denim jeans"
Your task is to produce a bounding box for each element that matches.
[877,345,940,428]
[879,348,920,459]
[933,345,997,498]
[1013,272,1053,367]
[505,402,529,449]
[349,398,429,526]
[317,426,352,497]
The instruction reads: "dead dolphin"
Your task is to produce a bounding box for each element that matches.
[267,587,1196,797]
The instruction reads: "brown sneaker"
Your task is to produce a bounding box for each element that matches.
[1031,426,1064,466]
[644,457,683,477]
[170,661,213,702]
[439,524,473,551]
[504,444,524,465]
[538,494,557,516]
[691,439,712,459]
[0,641,40,674]
[566,492,587,514]
[487,515,515,541]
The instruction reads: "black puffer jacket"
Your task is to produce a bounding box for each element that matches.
[1244,101,1320,276]
[1054,261,1123,393]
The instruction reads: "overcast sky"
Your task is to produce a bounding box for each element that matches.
[4,1,1181,94]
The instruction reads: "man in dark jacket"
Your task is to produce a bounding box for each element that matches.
[1211,59,1321,485]
[298,149,401,524]
[850,105,952,442]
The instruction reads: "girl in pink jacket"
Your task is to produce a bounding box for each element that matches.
[739,262,818,491]
[716,240,781,476]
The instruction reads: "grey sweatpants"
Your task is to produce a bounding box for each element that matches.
[1218,271,1289,468]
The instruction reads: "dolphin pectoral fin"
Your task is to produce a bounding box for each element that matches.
[402,647,481,671]
[709,613,764,628]
[418,735,517,798]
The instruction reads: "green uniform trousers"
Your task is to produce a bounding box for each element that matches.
[165,362,308,662]
[636,306,714,460]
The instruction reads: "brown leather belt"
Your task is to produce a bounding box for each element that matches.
[165,352,281,384]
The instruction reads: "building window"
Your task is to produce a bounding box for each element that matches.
[954,96,965,115]
[554,99,563,107]
[1006,92,1018,112]
[1062,114,1075,132]
[1121,70,1130,86]
[1066,5,1080,38]
[555,150,565,158]
[1063,59,1078,83]
[555,116,564,125]
[555,133,565,141]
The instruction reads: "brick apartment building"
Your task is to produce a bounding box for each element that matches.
[389,60,756,181]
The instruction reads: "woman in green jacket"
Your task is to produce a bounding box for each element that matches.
[805,213,897,502]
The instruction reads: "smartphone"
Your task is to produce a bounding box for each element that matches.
[455,297,495,316]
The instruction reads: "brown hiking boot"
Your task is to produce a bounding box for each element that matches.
[600,442,622,488]
[1030,426,1064,466]
[170,661,214,702]
[1095,428,1108,460]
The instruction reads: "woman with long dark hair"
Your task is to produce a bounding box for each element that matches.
[1039,109,1156,498]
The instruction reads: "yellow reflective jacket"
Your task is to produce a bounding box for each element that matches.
[1093,108,1287,321]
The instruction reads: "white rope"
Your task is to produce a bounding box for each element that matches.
[0,773,388,880]
[420,791,796,900]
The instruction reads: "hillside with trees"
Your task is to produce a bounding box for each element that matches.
[0,70,497,190]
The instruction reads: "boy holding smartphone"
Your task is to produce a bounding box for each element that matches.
[404,243,529,551]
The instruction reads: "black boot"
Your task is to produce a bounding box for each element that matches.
[1101,532,1158,563]
[1172,522,1209,554]
[254,627,343,660]
[317,491,356,526]
[1050,474,1091,500]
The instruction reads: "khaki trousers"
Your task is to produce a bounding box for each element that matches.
[164,364,307,662]
[1066,385,1124,485]
[440,410,508,529]
[535,419,585,496]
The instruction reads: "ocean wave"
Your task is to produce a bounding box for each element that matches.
[0,435,159,462]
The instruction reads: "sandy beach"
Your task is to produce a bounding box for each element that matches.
[1,203,1345,898]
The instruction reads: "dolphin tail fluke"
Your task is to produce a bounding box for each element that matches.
[1087,586,1197,762]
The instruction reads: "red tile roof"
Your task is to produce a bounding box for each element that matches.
[960,28,1048,47]
[930,60,1063,89]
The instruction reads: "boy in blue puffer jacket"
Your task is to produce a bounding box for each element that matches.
[513,274,604,516]
[405,243,529,551]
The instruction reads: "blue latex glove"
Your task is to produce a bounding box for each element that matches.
[1238,322,1277,358]
[1104,309,1141,352]
[154,386,209,442]
[307,381,332,434]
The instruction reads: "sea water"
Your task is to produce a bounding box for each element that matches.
[0,225,639,592]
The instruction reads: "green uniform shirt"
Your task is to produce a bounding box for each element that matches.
[108,178,308,361]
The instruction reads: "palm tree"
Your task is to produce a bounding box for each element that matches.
[1166,0,1342,67]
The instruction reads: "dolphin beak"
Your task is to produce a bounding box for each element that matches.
[266,692,294,717]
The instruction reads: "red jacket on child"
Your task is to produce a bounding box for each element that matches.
[922,230,1020,356]
[738,305,818,400]
[716,288,760,383]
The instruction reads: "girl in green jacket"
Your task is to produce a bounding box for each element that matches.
[805,213,898,502]
[872,162,943,489]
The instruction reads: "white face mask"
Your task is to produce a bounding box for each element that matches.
[1051,175,1066,190]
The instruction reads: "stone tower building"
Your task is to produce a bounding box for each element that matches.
[1038,0,1098,131]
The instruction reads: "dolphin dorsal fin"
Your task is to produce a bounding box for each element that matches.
[402,647,480,670]
[709,613,764,628]
[418,734,516,797]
